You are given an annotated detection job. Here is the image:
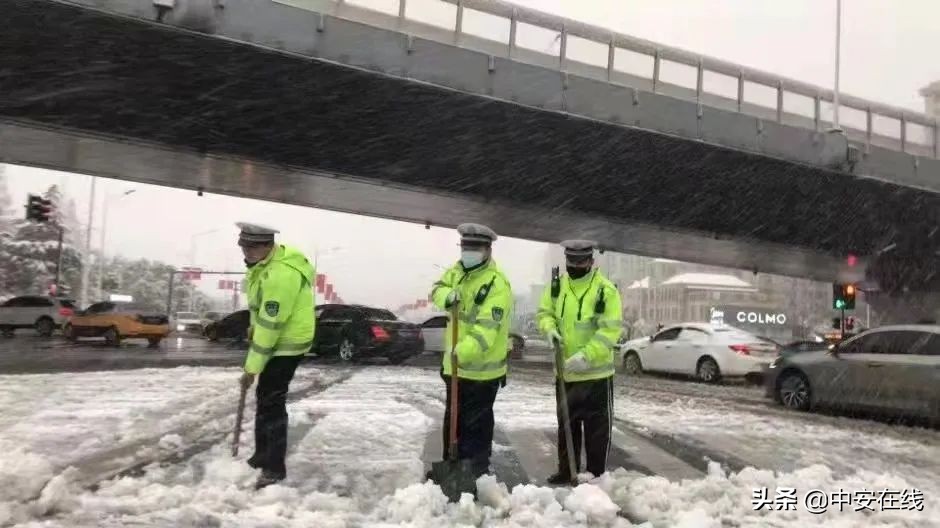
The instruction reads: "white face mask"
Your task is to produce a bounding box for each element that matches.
[461,250,485,268]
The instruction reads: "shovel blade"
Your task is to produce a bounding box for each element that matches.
[429,458,478,502]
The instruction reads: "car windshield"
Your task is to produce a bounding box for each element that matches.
[176,312,198,319]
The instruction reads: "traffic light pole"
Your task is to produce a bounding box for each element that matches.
[52,226,64,295]
[840,307,846,337]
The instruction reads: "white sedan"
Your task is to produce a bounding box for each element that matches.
[618,323,778,382]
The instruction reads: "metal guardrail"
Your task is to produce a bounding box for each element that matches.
[331,0,938,159]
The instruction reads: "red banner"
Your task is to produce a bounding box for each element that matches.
[325,284,333,300]
[316,274,325,293]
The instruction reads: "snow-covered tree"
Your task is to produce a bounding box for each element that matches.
[0,184,84,298]
[94,256,212,313]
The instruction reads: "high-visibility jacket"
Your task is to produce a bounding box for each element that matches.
[537,269,622,382]
[430,259,513,381]
[244,244,315,374]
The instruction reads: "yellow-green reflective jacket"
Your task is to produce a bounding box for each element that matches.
[430,259,513,381]
[244,244,315,374]
[536,269,622,382]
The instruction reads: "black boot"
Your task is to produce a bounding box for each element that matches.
[547,472,574,485]
[255,470,285,490]
[246,454,263,469]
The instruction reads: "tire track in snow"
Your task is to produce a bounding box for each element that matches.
[85,367,358,489]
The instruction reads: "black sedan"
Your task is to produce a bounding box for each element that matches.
[203,310,250,343]
[312,304,424,364]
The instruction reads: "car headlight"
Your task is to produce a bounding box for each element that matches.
[176,324,185,331]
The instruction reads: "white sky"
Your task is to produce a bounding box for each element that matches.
[4,0,938,308]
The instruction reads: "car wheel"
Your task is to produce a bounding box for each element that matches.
[777,370,812,411]
[696,357,721,383]
[35,317,55,337]
[104,327,122,347]
[622,352,643,376]
[388,355,408,365]
[338,338,356,362]
[63,324,77,342]
[147,337,162,348]
[206,326,219,342]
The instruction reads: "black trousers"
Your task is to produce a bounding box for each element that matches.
[253,355,302,478]
[556,376,613,478]
[441,373,501,470]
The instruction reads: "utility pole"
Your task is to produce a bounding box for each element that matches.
[79,177,97,308]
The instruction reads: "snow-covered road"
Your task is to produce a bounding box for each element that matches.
[1,365,937,527]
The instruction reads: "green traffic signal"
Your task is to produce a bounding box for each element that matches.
[834,299,846,309]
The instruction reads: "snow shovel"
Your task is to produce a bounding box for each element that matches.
[428,303,478,502]
[554,341,578,486]
[231,383,248,457]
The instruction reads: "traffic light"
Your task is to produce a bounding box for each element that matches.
[832,282,857,310]
[25,194,54,223]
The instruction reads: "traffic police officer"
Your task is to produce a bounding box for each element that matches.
[236,222,316,489]
[428,223,513,477]
[537,240,622,484]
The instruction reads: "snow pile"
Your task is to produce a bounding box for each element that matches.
[595,462,938,527]
[563,483,621,525]
[0,448,54,503]
[157,434,184,451]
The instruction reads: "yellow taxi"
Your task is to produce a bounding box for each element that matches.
[64,301,170,347]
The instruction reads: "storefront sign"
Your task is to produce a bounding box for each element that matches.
[712,306,789,326]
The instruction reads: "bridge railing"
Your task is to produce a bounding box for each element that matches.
[325,0,938,159]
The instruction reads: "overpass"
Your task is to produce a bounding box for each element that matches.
[2,0,940,318]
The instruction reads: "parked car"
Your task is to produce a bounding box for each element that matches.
[200,311,226,328]
[618,322,779,382]
[64,302,170,347]
[203,310,250,343]
[419,315,524,359]
[420,315,447,353]
[0,295,76,337]
[172,311,203,334]
[314,304,423,364]
[766,325,940,424]
[778,340,832,356]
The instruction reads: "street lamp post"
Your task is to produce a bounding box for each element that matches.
[187,228,222,311]
[96,189,136,299]
[832,0,842,131]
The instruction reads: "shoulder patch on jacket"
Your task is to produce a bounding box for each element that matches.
[492,307,504,321]
[265,301,280,317]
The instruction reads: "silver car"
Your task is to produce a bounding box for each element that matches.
[765,325,940,424]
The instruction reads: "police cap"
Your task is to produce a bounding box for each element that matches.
[236,222,279,247]
[457,223,497,246]
[561,239,597,262]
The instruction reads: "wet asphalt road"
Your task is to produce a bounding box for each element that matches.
[0,332,556,374]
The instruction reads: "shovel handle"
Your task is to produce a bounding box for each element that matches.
[555,342,578,484]
[448,302,460,460]
[232,383,248,457]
